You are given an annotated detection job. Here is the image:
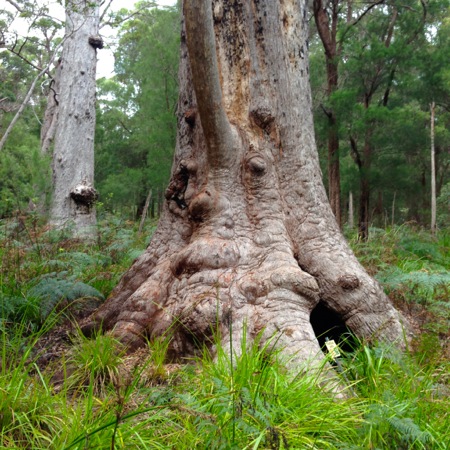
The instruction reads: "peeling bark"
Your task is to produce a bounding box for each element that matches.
[83,0,408,372]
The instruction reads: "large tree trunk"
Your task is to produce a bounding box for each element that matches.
[84,0,406,369]
[49,0,100,236]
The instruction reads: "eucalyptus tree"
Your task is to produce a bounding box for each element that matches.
[311,0,355,228]
[337,0,429,238]
[84,0,406,374]
[0,4,61,215]
[49,0,101,236]
[95,3,180,217]
[0,2,63,152]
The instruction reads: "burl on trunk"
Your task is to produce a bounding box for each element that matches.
[83,0,407,368]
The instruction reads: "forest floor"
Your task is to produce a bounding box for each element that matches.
[1,215,449,449]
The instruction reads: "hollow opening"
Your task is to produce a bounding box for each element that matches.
[310,301,355,354]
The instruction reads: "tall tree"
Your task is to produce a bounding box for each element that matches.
[340,0,427,238]
[49,0,101,236]
[95,4,180,217]
[312,0,347,227]
[84,0,405,371]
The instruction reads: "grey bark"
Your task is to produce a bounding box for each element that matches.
[49,0,99,237]
[83,0,407,372]
[41,59,61,154]
[348,191,354,229]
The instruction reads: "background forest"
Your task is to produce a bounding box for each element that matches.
[1,0,448,227]
[0,0,450,449]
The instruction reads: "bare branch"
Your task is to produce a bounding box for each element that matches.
[349,134,362,168]
[339,0,385,43]
[118,118,132,134]
[100,6,148,29]
[0,38,65,152]
[8,44,43,72]
[5,0,24,13]
[99,0,114,24]
[320,103,333,119]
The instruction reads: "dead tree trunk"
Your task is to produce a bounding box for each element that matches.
[84,0,406,368]
[49,0,100,237]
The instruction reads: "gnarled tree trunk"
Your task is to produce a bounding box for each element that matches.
[84,0,406,369]
[49,0,100,236]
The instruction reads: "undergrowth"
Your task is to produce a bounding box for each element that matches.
[0,214,154,332]
[0,216,448,448]
[348,225,450,337]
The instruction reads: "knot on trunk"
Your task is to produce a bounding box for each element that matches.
[338,275,360,290]
[70,180,98,212]
[246,154,267,175]
[88,35,104,49]
[184,108,197,127]
[165,160,194,209]
[250,106,275,133]
[188,189,215,222]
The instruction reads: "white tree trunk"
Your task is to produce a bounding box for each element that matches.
[430,102,436,235]
[49,0,100,237]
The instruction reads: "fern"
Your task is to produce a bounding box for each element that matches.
[28,273,104,320]
[376,267,450,302]
[56,251,112,273]
[399,236,448,268]
[126,248,145,261]
[0,295,39,321]
[387,416,432,445]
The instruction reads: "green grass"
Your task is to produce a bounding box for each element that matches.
[0,217,449,448]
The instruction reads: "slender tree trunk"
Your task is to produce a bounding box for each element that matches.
[348,191,354,229]
[359,176,370,240]
[358,127,373,240]
[83,0,407,370]
[49,0,100,237]
[327,108,341,227]
[0,48,62,151]
[391,191,396,227]
[41,59,61,154]
[139,189,152,234]
[430,102,436,235]
[313,0,342,227]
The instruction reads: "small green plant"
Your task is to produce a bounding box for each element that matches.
[0,322,63,448]
[342,340,449,449]
[67,330,125,395]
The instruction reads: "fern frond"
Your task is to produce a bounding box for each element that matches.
[377,267,450,300]
[28,274,104,320]
[127,248,145,261]
[387,416,432,445]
